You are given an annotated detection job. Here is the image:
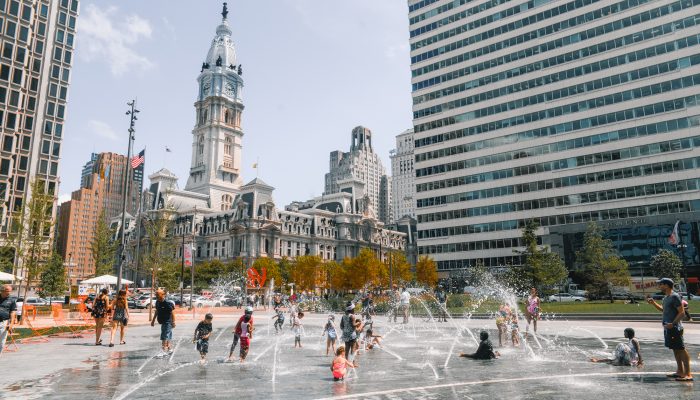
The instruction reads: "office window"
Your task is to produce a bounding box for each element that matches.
[5,20,15,37]
[0,159,9,175]
[21,136,29,150]
[19,26,27,42]
[23,116,32,130]
[15,46,24,63]
[22,5,32,22]
[5,113,15,129]
[34,40,43,55]
[2,42,12,59]
[9,90,19,106]
[11,68,21,84]
[2,136,12,152]
[18,155,27,170]
[8,0,17,16]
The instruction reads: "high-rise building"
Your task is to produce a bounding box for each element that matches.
[0,0,79,241]
[80,152,97,188]
[390,128,415,220]
[409,0,700,280]
[58,152,143,281]
[324,126,392,223]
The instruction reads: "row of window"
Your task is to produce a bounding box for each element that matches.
[419,236,540,255]
[0,110,32,131]
[410,0,520,40]
[412,8,698,94]
[417,135,699,202]
[409,0,476,23]
[419,178,699,223]
[418,201,696,239]
[416,85,700,152]
[416,68,700,134]
[437,256,524,270]
[417,156,700,210]
[412,0,607,63]
[416,114,697,179]
[417,39,698,117]
[412,0,689,79]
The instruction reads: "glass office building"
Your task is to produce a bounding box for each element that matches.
[409,0,700,281]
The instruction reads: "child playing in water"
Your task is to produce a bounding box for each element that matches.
[239,313,253,363]
[509,311,521,347]
[293,311,304,348]
[364,329,383,350]
[330,345,356,381]
[460,331,500,360]
[193,313,213,364]
[272,309,285,333]
[322,315,337,356]
[590,327,643,366]
[495,304,510,347]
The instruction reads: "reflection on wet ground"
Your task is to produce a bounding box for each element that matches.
[2,316,698,399]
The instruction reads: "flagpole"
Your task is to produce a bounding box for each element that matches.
[117,100,139,290]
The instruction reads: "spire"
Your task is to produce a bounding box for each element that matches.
[222,2,229,20]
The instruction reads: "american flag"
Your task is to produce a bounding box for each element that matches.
[131,149,145,169]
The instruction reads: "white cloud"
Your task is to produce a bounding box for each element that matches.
[78,4,154,76]
[385,43,409,59]
[88,119,119,141]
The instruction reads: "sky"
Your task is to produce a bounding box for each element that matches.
[60,0,413,206]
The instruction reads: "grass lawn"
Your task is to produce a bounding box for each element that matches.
[10,325,94,340]
[439,300,660,315]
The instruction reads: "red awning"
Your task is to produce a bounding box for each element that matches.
[687,277,699,284]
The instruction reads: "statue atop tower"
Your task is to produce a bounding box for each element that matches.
[185,2,245,211]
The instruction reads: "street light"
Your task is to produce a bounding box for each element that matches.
[117,99,140,290]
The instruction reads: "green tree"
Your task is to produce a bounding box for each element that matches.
[90,210,118,277]
[381,251,413,287]
[346,248,381,289]
[650,249,683,282]
[291,255,323,290]
[577,222,630,302]
[415,256,438,287]
[12,180,54,310]
[515,220,568,289]
[38,252,67,302]
[327,260,348,292]
[142,209,176,315]
[0,246,14,273]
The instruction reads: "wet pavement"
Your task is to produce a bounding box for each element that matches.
[2,312,698,399]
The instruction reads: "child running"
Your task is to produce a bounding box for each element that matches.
[330,345,356,381]
[239,313,253,363]
[293,311,304,348]
[193,313,213,364]
[323,315,338,356]
[590,328,643,366]
[272,309,285,333]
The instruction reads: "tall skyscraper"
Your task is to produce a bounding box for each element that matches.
[391,128,415,220]
[58,152,143,281]
[410,0,700,277]
[80,152,97,188]
[324,126,392,224]
[0,0,79,242]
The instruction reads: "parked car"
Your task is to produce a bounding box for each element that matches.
[548,293,586,302]
[193,296,222,308]
[678,292,700,301]
[127,297,139,309]
[166,295,182,306]
[136,295,156,309]
[24,297,48,306]
[650,292,666,300]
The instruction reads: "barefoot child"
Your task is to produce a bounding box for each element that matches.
[193,313,213,363]
[590,327,643,366]
[272,309,285,333]
[460,331,500,360]
[330,345,356,381]
[239,312,253,363]
[293,311,304,348]
[322,315,337,356]
[364,329,382,350]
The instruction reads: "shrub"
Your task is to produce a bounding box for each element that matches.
[446,294,466,308]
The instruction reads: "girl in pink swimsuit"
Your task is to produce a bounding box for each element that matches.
[331,345,355,381]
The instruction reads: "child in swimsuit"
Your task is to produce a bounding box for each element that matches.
[331,345,356,381]
[272,309,285,333]
[495,304,510,347]
[590,327,642,366]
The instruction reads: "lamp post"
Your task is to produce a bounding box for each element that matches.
[117,100,139,290]
[677,242,690,301]
[67,252,73,290]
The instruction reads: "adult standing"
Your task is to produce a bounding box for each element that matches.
[0,284,17,356]
[436,287,448,322]
[151,289,176,354]
[108,289,130,347]
[524,287,540,336]
[390,286,400,323]
[400,287,411,324]
[92,288,110,346]
[340,302,357,358]
[647,278,692,381]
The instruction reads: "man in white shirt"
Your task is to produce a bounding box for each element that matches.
[400,287,410,324]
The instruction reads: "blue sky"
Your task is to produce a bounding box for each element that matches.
[61,0,413,206]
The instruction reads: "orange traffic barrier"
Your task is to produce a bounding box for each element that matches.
[50,304,85,338]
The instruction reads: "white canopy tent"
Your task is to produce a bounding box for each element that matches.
[0,271,19,282]
[80,275,133,285]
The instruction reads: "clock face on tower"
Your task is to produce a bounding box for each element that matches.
[224,78,236,99]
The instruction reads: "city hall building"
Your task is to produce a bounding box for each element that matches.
[408,0,700,284]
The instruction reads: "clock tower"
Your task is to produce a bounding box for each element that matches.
[185,3,244,211]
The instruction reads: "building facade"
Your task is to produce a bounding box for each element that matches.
[390,128,415,220]
[324,126,392,224]
[0,0,78,243]
[58,152,143,282]
[409,0,700,281]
